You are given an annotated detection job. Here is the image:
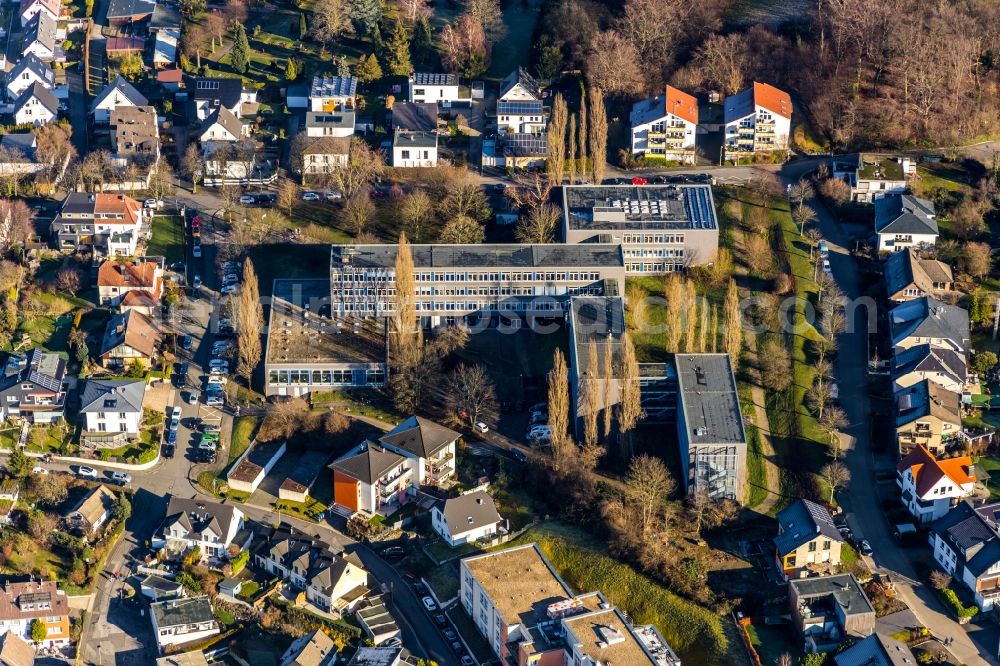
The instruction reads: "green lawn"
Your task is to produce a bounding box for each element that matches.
[974,455,1000,500]
[744,424,768,509]
[18,291,89,352]
[504,522,741,666]
[147,216,185,263]
[230,415,261,462]
[745,622,801,665]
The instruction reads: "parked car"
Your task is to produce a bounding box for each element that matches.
[461,657,475,666]
[302,191,321,201]
[166,429,178,444]
[818,240,830,257]
[192,243,202,258]
[110,472,132,485]
[191,217,201,230]
[31,466,48,475]
[181,335,193,351]
[443,628,457,641]
[209,360,229,372]
[162,443,175,458]
[170,406,182,419]
[188,389,201,405]
[474,422,489,433]
[143,199,160,209]
[257,193,276,206]
[508,448,528,463]
[422,597,437,611]
[205,394,224,406]
[858,539,873,556]
[239,195,256,205]
[202,423,220,433]
[169,417,180,431]
[192,275,202,290]
[822,259,832,275]
[221,284,239,295]
[529,412,548,425]
[77,466,98,479]
[434,614,448,627]
[324,190,343,201]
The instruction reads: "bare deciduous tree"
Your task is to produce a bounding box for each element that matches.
[400,189,433,242]
[447,363,499,428]
[696,32,749,95]
[515,203,561,243]
[820,461,850,503]
[341,190,375,237]
[625,454,675,535]
[585,30,643,96]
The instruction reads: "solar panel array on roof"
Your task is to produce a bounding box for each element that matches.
[501,133,548,157]
[498,101,543,116]
[413,73,457,86]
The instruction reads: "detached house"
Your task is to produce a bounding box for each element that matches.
[930,499,1000,611]
[497,68,544,134]
[5,54,55,102]
[255,525,369,614]
[20,11,57,62]
[897,445,975,524]
[391,130,437,168]
[330,416,459,516]
[0,630,35,666]
[833,154,912,203]
[788,574,875,653]
[190,77,256,121]
[280,630,337,666]
[50,192,147,256]
[431,490,505,548]
[12,83,57,127]
[629,85,698,163]
[97,259,163,313]
[409,72,467,106]
[892,344,968,395]
[309,75,356,113]
[884,248,953,303]
[0,134,43,176]
[300,136,350,179]
[100,309,161,370]
[18,0,59,27]
[0,579,69,649]
[90,75,148,124]
[110,106,159,162]
[0,350,67,424]
[79,379,145,442]
[894,380,962,457]
[197,106,243,143]
[153,496,250,561]
[875,194,938,252]
[723,81,792,159]
[150,597,218,653]
[66,485,117,535]
[889,296,969,354]
[774,499,845,581]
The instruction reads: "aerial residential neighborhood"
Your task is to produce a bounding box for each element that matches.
[0,0,992,664]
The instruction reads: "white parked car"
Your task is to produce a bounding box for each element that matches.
[238,195,255,205]
[170,406,182,419]
[143,199,160,209]
[302,191,321,201]
[209,360,229,371]
[323,190,343,201]
[221,284,238,295]
[206,394,224,406]
[421,596,437,611]
[31,466,48,475]
[77,466,98,479]
[474,422,489,433]
[192,275,202,290]
[111,471,132,485]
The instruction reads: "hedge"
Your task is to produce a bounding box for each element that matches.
[939,587,978,620]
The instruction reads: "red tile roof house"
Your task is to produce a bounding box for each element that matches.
[0,579,70,649]
[99,309,161,370]
[97,258,163,314]
[50,192,147,257]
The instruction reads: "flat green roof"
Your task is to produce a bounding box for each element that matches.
[858,155,904,181]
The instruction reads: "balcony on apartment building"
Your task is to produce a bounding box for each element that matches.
[425,451,455,481]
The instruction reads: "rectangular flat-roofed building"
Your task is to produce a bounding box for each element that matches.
[265,279,387,398]
[562,184,719,274]
[330,244,625,327]
[675,353,747,503]
[568,296,624,437]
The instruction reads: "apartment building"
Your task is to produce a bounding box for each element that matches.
[189,77,256,121]
[875,194,938,252]
[897,445,975,524]
[833,154,913,203]
[675,353,747,502]
[629,85,699,163]
[894,380,962,457]
[330,416,459,516]
[774,499,845,581]
[0,349,66,424]
[460,544,679,665]
[329,244,625,327]
[0,579,69,649]
[153,496,250,561]
[150,597,218,652]
[50,192,147,256]
[723,81,792,159]
[264,279,387,398]
[930,499,1000,611]
[561,183,719,273]
[883,248,953,303]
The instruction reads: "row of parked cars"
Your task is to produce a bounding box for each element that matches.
[525,402,550,445]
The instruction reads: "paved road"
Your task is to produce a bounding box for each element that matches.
[807,192,996,666]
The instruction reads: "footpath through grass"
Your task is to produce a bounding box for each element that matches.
[505,522,742,666]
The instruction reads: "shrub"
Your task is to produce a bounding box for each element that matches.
[230,549,249,575]
[939,586,978,620]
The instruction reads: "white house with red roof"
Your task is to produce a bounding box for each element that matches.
[723,81,792,159]
[897,445,976,524]
[629,85,699,163]
[19,0,59,28]
[97,259,163,313]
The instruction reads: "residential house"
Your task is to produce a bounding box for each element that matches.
[156,68,183,93]
[897,445,975,524]
[5,54,55,102]
[834,633,917,666]
[884,248,953,303]
[875,194,938,252]
[0,481,18,526]
[0,134,42,175]
[189,77,257,120]
[12,83,57,127]
[723,81,792,159]
[90,75,148,124]
[280,630,336,666]
[264,279,387,398]
[431,490,505,548]
[140,575,184,602]
[833,154,913,203]
[18,0,58,27]
[201,139,264,185]
[66,485,117,535]
[254,525,369,614]
[153,496,249,561]
[391,130,437,168]
[79,379,145,443]
[675,353,748,502]
[149,597,218,653]
[330,416,460,516]
[20,11,56,62]
[409,73,462,106]
[789,574,875,653]
[0,580,69,648]
[629,85,698,163]
[110,106,159,162]
[97,259,164,313]
[304,111,355,138]
[52,194,141,250]
[889,296,969,354]
[0,630,35,666]
[99,309,161,370]
[929,499,1000,611]
[0,350,66,424]
[148,2,181,33]
[329,243,626,326]
[497,67,544,134]
[892,344,968,395]
[197,106,243,143]
[460,544,679,665]
[346,647,405,666]
[301,136,350,178]
[309,75,356,114]
[894,380,962,456]
[561,183,719,273]
[774,499,845,580]
[152,29,179,69]
[106,0,155,24]
[391,102,437,132]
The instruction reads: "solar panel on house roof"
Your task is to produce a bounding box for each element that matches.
[498,101,543,116]
[197,80,219,90]
[414,73,456,85]
[502,133,548,156]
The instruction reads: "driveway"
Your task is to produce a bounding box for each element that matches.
[804,190,996,666]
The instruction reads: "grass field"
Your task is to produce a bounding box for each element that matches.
[18,291,89,352]
[230,415,261,462]
[744,423,768,508]
[504,522,742,666]
[147,216,185,263]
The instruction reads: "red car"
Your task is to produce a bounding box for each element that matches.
[631,177,648,186]
[191,217,201,228]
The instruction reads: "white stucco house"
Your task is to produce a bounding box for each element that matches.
[431,490,505,547]
[409,72,467,107]
[153,496,250,561]
[13,82,57,126]
[629,85,698,163]
[392,130,437,168]
[79,379,145,439]
[150,597,219,652]
[930,499,1000,611]
[723,81,792,159]
[875,194,938,252]
[897,445,975,524]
